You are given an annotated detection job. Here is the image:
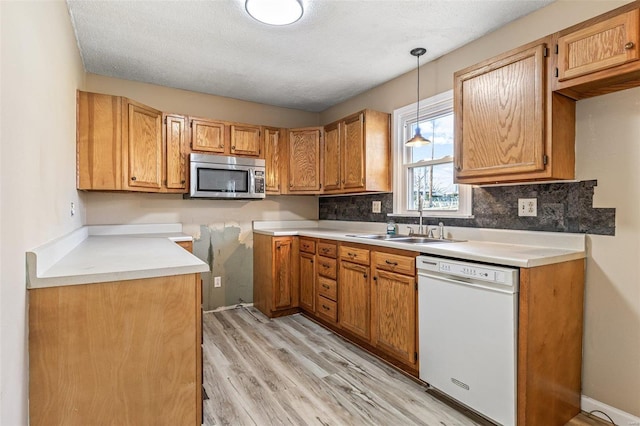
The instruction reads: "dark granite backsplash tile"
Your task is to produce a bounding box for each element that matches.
[318,180,615,235]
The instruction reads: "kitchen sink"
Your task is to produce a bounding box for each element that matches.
[346,234,464,244]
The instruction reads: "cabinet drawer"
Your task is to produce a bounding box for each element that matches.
[373,252,415,276]
[339,245,370,265]
[318,277,337,301]
[318,241,337,258]
[300,238,316,254]
[317,295,338,323]
[317,257,337,279]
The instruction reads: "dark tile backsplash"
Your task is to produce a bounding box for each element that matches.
[318,180,615,235]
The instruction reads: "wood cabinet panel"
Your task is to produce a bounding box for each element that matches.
[317,257,337,280]
[230,124,261,157]
[29,274,200,426]
[264,127,282,193]
[455,44,545,181]
[299,251,316,313]
[371,269,416,367]
[323,122,341,191]
[318,241,337,258]
[123,100,163,191]
[77,91,122,190]
[273,237,294,310]
[300,238,316,254]
[288,127,322,193]
[338,260,370,341]
[164,114,187,191]
[342,112,365,190]
[372,251,415,277]
[176,240,193,253]
[191,118,225,153]
[318,276,337,301]
[558,9,640,81]
[316,295,338,323]
[339,245,370,266]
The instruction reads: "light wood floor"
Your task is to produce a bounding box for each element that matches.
[202,307,484,425]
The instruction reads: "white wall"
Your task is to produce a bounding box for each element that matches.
[0,1,86,424]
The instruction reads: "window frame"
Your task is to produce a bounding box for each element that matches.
[391,89,472,218]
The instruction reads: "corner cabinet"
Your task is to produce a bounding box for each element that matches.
[453,39,575,185]
[253,233,299,317]
[287,127,322,193]
[77,91,187,193]
[323,110,391,194]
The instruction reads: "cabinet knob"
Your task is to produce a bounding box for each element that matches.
[455,165,461,172]
[181,180,186,184]
[625,42,635,50]
[363,273,368,278]
[232,145,236,150]
[131,176,137,181]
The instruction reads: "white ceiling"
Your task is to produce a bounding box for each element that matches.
[67,0,554,112]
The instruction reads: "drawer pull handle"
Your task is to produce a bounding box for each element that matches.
[385,260,398,266]
[322,284,330,289]
[625,41,635,50]
[322,264,330,268]
[321,248,330,253]
[348,252,356,257]
[322,305,330,311]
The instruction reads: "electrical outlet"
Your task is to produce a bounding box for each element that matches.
[372,201,381,213]
[70,202,75,217]
[518,198,537,217]
[214,276,222,288]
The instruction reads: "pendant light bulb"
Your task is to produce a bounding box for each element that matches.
[406,47,431,147]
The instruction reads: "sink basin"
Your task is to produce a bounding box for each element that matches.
[346,234,464,244]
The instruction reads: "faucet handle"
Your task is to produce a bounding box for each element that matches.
[427,227,436,238]
[438,222,445,240]
[407,226,414,236]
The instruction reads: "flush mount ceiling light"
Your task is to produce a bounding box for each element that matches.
[245,0,303,26]
[406,47,431,147]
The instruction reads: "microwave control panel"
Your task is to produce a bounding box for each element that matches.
[254,170,265,194]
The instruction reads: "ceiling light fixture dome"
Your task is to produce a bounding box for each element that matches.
[245,0,303,26]
[406,47,431,147]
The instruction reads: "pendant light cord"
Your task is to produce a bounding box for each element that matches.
[416,53,420,131]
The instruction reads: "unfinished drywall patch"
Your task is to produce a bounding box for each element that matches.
[193,224,253,310]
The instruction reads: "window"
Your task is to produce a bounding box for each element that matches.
[392,90,472,217]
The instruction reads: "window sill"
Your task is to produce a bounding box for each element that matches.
[388,212,475,219]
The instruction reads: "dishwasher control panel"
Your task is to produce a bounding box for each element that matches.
[417,255,518,287]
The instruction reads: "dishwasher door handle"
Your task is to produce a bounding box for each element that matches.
[418,271,518,295]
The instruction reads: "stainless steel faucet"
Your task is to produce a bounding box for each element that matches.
[418,197,424,234]
[439,222,445,240]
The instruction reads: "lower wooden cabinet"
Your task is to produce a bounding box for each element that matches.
[28,273,203,426]
[371,259,417,367]
[253,233,299,317]
[338,246,371,341]
[299,251,316,312]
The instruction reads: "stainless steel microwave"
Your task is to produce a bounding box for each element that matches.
[187,153,265,199]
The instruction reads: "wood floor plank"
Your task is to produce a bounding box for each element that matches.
[202,307,481,426]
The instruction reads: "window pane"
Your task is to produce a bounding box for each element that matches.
[408,163,459,211]
[409,113,454,162]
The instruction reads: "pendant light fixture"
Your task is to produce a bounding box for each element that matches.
[405,47,431,147]
[245,0,303,26]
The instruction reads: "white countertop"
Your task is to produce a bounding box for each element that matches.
[253,221,586,268]
[27,224,209,289]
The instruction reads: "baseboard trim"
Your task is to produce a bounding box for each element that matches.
[205,303,254,313]
[581,395,640,425]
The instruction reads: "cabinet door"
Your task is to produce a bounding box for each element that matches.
[288,127,322,192]
[230,124,261,157]
[454,44,546,182]
[164,114,187,191]
[558,9,640,81]
[191,119,226,153]
[323,122,341,191]
[299,252,316,312]
[264,127,281,193]
[76,91,122,190]
[338,261,370,341]
[371,269,416,366]
[273,238,293,310]
[123,99,163,191]
[342,112,365,190]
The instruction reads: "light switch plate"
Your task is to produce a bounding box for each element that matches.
[518,198,537,217]
[372,201,382,213]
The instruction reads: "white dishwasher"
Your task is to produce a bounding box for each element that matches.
[417,255,519,426]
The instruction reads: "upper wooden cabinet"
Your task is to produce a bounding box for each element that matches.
[164,114,188,192]
[454,40,576,185]
[323,110,391,194]
[554,5,640,99]
[190,118,262,158]
[288,127,322,193]
[263,126,284,194]
[77,91,185,193]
